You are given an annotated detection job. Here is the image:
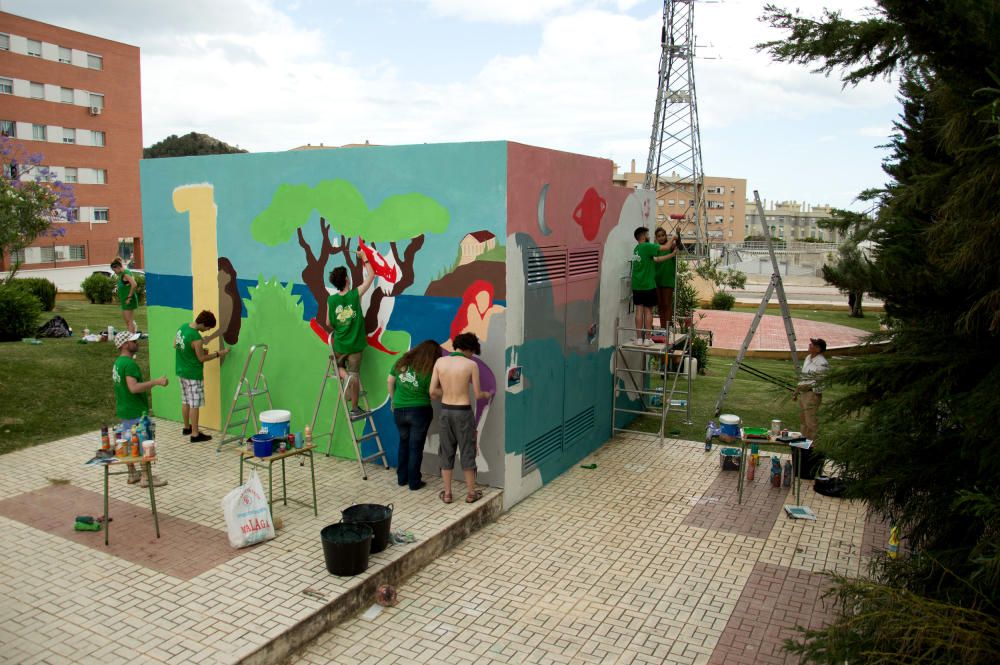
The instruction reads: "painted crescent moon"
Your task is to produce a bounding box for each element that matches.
[537,183,551,236]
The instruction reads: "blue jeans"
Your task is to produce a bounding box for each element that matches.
[394,406,432,490]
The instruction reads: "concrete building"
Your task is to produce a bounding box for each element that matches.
[612,160,747,244]
[744,200,843,243]
[0,12,142,286]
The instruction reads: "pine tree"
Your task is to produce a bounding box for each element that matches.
[760,2,1000,662]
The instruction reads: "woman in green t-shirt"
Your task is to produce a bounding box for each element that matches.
[387,340,441,491]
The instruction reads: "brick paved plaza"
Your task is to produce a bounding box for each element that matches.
[0,427,881,664]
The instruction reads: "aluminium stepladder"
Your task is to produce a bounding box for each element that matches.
[217,344,273,452]
[309,337,389,480]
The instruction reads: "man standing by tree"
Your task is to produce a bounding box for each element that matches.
[792,338,828,443]
[110,258,139,334]
[174,310,228,442]
[326,250,374,418]
[430,332,492,504]
[113,330,168,487]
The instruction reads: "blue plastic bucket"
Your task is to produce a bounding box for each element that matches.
[251,433,274,458]
[259,410,291,439]
[719,414,741,438]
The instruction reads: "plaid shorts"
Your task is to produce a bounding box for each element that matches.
[179,378,205,407]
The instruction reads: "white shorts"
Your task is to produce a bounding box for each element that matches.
[180,378,205,407]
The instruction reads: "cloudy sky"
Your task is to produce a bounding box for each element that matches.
[5,0,899,208]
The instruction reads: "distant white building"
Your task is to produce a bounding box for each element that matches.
[459,230,497,265]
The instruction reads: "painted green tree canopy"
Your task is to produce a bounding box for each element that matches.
[251,179,450,245]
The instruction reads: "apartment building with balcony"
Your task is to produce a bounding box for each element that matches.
[744,200,843,243]
[612,161,747,244]
[0,11,142,285]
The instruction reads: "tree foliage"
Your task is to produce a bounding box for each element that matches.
[0,138,76,281]
[761,2,1000,662]
[143,132,247,159]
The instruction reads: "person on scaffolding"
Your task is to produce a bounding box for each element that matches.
[631,226,675,345]
[654,226,679,331]
[326,250,375,419]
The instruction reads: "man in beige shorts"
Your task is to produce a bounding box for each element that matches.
[430,332,492,504]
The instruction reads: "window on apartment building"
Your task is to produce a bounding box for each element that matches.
[93,207,110,222]
[62,128,76,144]
[27,39,42,57]
[0,120,14,137]
[58,46,72,63]
[89,93,104,108]
[64,167,78,183]
[87,54,103,70]
[0,34,9,51]
[94,169,107,184]
[69,245,86,261]
[61,87,73,103]
[0,78,12,94]
[657,199,664,207]
[30,82,44,99]
[32,124,46,141]
[668,199,675,206]
[91,130,105,147]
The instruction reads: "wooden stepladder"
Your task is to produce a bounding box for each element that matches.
[217,344,273,452]
[309,339,389,480]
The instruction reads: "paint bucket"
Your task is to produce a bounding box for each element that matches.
[251,433,273,458]
[259,410,291,439]
[341,503,393,554]
[720,447,742,471]
[719,414,741,438]
[321,523,373,576]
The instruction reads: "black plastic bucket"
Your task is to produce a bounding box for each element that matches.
[341,503,393,554]
[320,523,372,576]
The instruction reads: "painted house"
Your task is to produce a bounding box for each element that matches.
[458,230,497,265]
[141,141,651,508]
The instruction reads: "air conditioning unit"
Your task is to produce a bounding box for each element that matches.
[89,106,102,116]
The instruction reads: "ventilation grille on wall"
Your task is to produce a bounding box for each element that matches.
[526,249,567,286]
[564,406,595,446]
[567,247,600,278]
[522,424,563,476]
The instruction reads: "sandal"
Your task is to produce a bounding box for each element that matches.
[465,489,484,504]
[438,491,453,504]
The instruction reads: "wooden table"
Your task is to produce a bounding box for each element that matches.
[101,455,159,546]
[238,444,317,515]
[718,434,812,505]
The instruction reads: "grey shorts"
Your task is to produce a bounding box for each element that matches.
[439,405,477,471]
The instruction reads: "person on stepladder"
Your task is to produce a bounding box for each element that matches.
[792,338,829,476]
[326,250,375,419]
[653,226,679,332]
[110,257,139,334]
[630,227,676,345]
[429,333,492,504]
[174,310,229,442]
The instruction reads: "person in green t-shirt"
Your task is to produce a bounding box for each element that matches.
[387,340,441,491]
[654,226,679,331]
[110,258,140,334]
[113,330,168,487]
[326,251,375,418]
[174,310,229,443]
[630,227,674,346]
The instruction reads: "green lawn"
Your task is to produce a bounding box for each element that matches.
[630,353,860,443]
[0,302,149,455]
[729,305,882,334]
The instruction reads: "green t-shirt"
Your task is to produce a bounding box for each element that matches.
[174,323,204,380]
[630,242,659,291]
[327,288,367,355]
[655,247,676,288]
[113,355,148,420]
[117,269,139,310]
[390,363,432,408]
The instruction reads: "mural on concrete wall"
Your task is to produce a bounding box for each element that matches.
[501,143,648,503]
[141,143,506,467]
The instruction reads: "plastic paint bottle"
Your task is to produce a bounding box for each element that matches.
[783,460,793,487]
[770,457,782,487]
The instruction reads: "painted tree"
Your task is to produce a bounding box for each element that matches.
[0,138,76,280]
[251,179,449,332]
[760,2,1000,663]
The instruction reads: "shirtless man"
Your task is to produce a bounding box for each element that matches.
[429,332,492,504]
